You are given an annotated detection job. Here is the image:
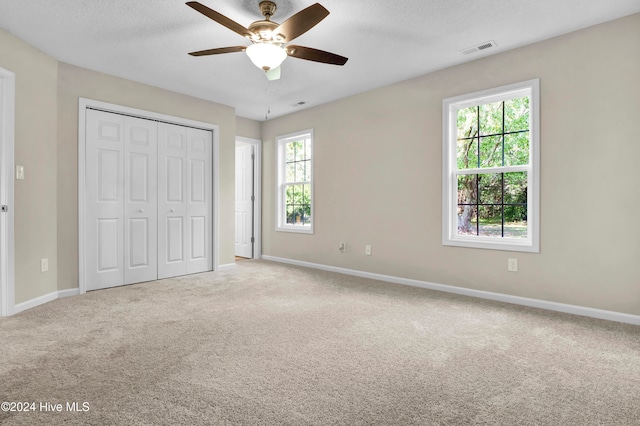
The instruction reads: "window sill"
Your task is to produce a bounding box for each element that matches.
[443,236,538,253]
[276,226,314,235]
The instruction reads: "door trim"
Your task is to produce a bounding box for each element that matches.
[0,67,15,316]
[236,136,262,259]
[78,98,220,294]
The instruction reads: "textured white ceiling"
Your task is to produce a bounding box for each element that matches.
[1,1,638,121]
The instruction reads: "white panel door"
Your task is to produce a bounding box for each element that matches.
[85,110,126,290]
[158,123,187,279]
[86,111,160,290]
[86,110,212,288]
[235,143,253,258]
[124,118,158,284]
[158,123,212,278]
[187,127,213,273]
[0,81,3,312]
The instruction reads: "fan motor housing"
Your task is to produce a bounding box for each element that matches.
[248,20,282,42]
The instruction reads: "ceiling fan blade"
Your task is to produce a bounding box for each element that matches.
[188,46,246,56]
[273,3,329,42]
[265,66,281,80]
[186,1,251,38]
[287,45,348,65]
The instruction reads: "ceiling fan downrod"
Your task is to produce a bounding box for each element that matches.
[259,1,277,20]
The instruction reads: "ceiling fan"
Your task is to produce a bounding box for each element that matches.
[186,1,348,80]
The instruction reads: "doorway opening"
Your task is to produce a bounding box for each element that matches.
[235,137,261,260]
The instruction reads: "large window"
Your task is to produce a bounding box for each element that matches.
[442,79,539,252]
[276,129,313,233]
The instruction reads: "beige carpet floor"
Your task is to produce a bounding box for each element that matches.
[1,260,639,425]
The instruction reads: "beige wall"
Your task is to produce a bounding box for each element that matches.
[1,28,238,304]
[236,116,262,140]
[57,62,238,289]
[261,14,640,315]
[0,30,59,304]
[2,15,638,315]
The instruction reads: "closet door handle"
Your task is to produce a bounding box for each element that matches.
[138,209,144,213]
[170,209,175,213]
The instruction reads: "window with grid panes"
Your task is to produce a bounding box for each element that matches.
[276,130,313,233]
[442,80,539,252]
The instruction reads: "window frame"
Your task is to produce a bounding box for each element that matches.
[276,129,314,234]
[442,79,540,252]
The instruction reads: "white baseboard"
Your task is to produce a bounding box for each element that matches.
[217,263,237,271]
[262,255,640,326]
[13,288,80,315]
[13,264,238,315]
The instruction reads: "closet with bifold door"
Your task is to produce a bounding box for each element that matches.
[84,109,213,291]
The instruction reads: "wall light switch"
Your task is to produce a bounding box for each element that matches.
[365,245,372,256]
[16,165,25,180]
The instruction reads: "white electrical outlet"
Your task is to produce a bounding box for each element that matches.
[16,165,25,180]
[339,242,346,253]
[365,245,372,256]
[41,258,49,272]
[508,258,518,272]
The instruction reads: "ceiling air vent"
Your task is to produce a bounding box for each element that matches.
[461,40,497,55]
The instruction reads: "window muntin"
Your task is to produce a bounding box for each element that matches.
[443,80,539,252]
[277,130,313,233]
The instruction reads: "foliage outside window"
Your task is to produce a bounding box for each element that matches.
[442,79,539,252]
[276,129,313,233]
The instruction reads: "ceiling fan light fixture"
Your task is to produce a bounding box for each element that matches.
[186,2,348,71]
[246,43,287,71]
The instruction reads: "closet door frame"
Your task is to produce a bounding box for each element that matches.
[78,98,220,295]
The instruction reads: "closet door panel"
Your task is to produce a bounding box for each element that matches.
[158,123,188,279]
[166,217,184,262]
[124,117,158,285]
[186,128,212,273]
[157,123,213,278]
[85,110,125,290]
